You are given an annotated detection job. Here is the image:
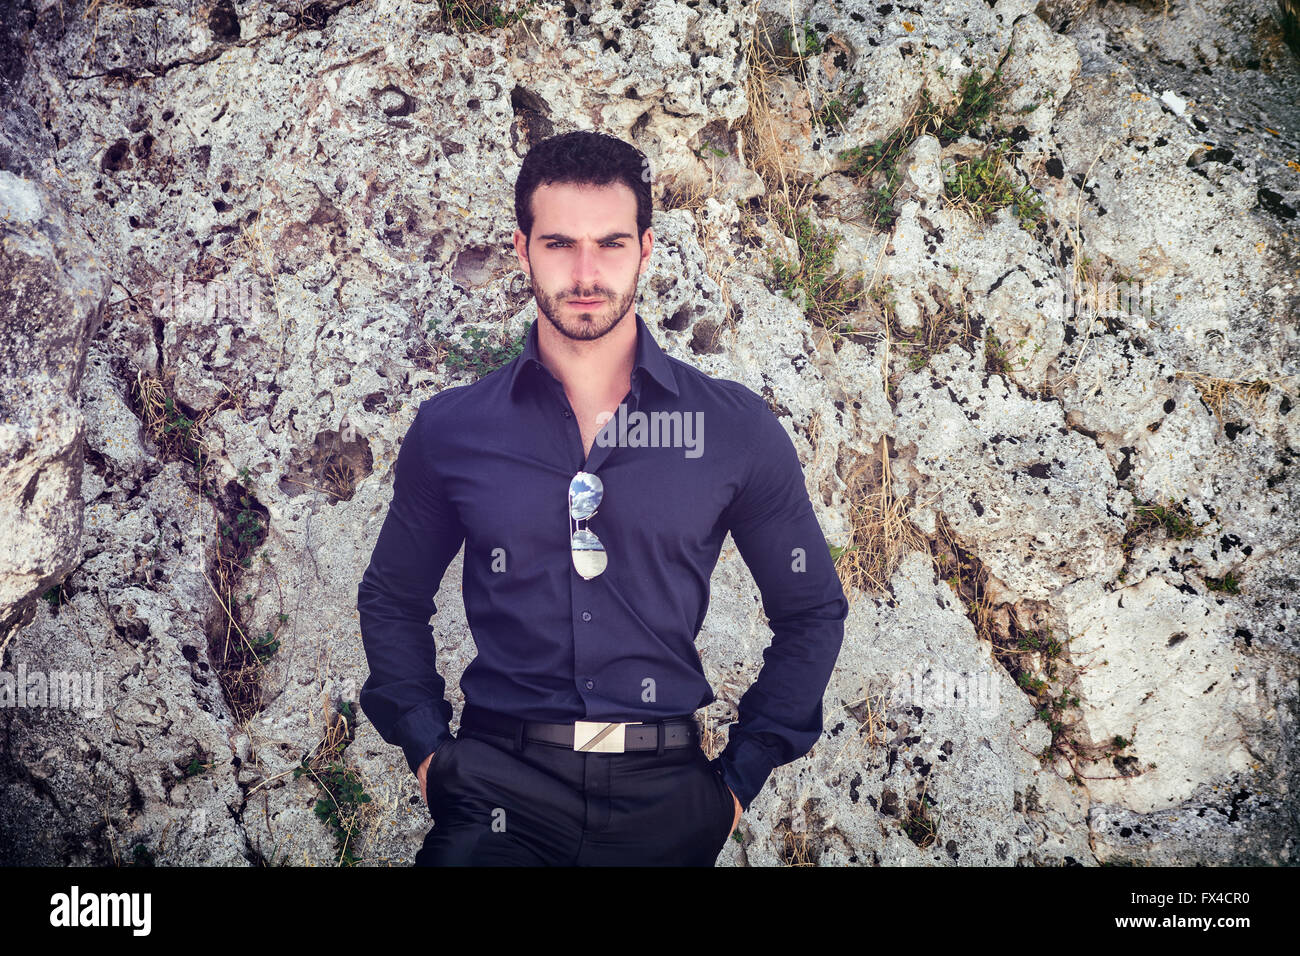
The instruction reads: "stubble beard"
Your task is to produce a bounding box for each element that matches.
[533,270,640,342]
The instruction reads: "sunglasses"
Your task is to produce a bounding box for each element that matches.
[569,471,606,579]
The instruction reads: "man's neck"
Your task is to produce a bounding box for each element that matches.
[537,306,637,405]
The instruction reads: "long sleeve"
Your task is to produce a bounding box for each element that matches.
[356,397,467,776]
[711,399,849,810]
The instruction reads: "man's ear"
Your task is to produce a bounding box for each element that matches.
[513,228,531,272]
[638,228,654,275]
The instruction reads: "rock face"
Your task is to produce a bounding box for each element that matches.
[0,0,1295,866]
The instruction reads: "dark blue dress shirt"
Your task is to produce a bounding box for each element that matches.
[356,311,848,811]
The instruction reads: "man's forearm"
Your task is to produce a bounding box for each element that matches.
[712,604,846,810]
[356,397,466,775]
[715,391,850,810]
[358,565,456,775]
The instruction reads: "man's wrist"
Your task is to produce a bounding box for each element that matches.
[401,723,452,776]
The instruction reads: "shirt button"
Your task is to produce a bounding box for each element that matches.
[581,611,591,622]
[562,410,571,417]
[585,679,594,689]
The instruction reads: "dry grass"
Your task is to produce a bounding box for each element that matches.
[740,0,814,202]
[1174,370,1298,426]
[833,440,932,598]
[931,512,998,640]
[902,773,941,849]
[839,686,889,755]
[322,456,358,500]
[651,0,823,338]
[695,708,729,761]
[131,370,281,725]
[779,826,815,866]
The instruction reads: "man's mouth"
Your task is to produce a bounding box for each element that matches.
[569,298,604,306]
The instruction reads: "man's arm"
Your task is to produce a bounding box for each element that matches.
[356,397,467,777]
[712,396,849,812]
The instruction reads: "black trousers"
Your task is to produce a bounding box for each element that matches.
[414,723,736,866]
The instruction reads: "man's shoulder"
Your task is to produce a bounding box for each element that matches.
[663,357,794,453]
[401,382,480,456]
[415,381,475,417]
[661,356,771,417]
[412,368,507,424]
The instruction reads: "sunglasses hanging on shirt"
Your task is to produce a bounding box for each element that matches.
[569,471,606,579]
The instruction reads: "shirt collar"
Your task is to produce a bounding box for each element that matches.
[508,310,680,401]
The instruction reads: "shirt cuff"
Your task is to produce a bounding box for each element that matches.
[709,736,777,812]
[394,706,453,777]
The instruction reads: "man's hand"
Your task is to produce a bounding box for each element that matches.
[417,750,435,805]
[728,787,742,834]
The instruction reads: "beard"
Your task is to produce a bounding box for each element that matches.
[532,269,640,342]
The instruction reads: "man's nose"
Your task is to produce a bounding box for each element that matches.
[572,243,600,290]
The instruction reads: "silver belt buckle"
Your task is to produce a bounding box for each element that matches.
[573,720,641,753]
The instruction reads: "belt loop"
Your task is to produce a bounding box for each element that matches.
[513,719,525,753]
[655,719,666,757]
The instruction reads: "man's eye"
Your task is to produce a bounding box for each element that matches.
[546,242,622,248]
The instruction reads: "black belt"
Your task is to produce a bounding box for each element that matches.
[461,703,699,754]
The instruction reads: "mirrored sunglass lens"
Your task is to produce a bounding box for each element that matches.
[569,471,604,520]
[571,529,606,579]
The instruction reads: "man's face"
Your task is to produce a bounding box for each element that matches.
[514,181,653,341]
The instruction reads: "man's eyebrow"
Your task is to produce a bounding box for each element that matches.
[537,231,636,243]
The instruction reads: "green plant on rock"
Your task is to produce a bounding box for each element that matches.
[250,630,280,661]
[840,135,913,230]
[1126,496,1201,544]
[438,0,536,32]
[781,20,823,66]
[294,757,371,867]
[941,138,1045,230]
[933,64,1010,142]
[817,82,866,128]
[429,318,527,381]
[838,53,1019,230]
[985,331,1011,375]
[294,701,370,865]
[1017,671,1048,695]
[130,842,155,867]
[765,202,863,333]
[161,395,195,442]
[1204,571,1241,594]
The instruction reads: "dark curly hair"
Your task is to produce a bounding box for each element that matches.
[514,130,653,249]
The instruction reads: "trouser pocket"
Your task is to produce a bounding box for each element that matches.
[692,749,734,852]
[709,764,735,849]
[424,735,461,815]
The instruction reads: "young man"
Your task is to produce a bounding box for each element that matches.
[356,130,848,865]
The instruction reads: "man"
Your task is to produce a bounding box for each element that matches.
[356,130,848,865]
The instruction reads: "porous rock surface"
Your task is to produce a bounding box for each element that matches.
[0,0,1295,865]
